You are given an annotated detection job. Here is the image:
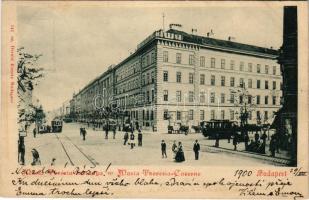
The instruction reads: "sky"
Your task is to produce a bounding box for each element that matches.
[17,2,284,112]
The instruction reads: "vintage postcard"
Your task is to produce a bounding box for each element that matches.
[1,1,308,199]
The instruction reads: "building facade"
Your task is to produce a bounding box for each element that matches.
[70,28,282,133]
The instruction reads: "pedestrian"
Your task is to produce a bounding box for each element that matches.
[33,128,36,138]
[82,128,87,141]
[18,138,25,165]
[51,158,56,166]
[261,131,267,144]
[161,140,167,158]
[31,148,41,166]
[135,122,139,130]
[215,133,220,147]
[47,125,51,133]
[260,139,266,154]
[129,132,135,149]
[254,131,260,143]
[193,140,200,160]
[80,127,83,136]
[105,123,109,139]
[123,132,129,145]
[274,133,280,153]
[175,142,185,162]
[113,125,116,139]
[227,133,231,143]
[172,140,177,158]
[233,133,238,151]
[244,133,249,151]
[137,129,143,146]
[269,135,276,157]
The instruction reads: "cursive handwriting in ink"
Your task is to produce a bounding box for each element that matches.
[290,168,308,176]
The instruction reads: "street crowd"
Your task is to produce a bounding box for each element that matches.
[79,122,202,163]
[214,131,282,157]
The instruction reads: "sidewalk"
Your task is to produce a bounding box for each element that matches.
[201,139,291,165]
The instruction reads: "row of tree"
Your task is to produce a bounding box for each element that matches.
[17,47,45,135]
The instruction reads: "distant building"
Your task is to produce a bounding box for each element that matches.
[71,28,282,133]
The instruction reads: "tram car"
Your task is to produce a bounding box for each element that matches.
[201,120,237,139]
[51,119,63,133]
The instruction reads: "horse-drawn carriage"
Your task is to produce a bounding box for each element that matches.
[168,123,189,134]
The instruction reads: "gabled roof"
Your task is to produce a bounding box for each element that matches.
[167,29,278,56]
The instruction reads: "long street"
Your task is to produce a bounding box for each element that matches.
[23,122,286,166]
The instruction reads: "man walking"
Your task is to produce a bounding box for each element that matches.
[161,140,167,158]
[254,132,260,143]
[82,128,87,141]
[193,140,200,160]
[113,125,116,139]
[129,132,135,149]
[33,128,36,138]
[261,131,267,144]
[269,135,276,157]
[233,133,238,151]
[137,129,143,146]
[18,138,25,165]
[124,132,129,145]
[244,133,249,151]
[105,123,109,139]
[215,133,220,147]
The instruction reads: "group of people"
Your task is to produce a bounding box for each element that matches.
[214,131,281,157]
[123,128,143,149]
[18,142,41,166]
[80,123,117,141]
[161,140,201,162]
[244,132,268,154]
[104,124,117,139]
[227,131,280,157]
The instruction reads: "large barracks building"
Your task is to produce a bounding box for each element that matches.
[70,28,282,133]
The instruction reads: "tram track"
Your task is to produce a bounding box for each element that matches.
[63,135,99,167]
[53,133,99,167]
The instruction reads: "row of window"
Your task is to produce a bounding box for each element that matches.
[162,51,278,75]
[163,71,281,90]
[116,61,140,82]
[116,94,141,107]
[162,90,279,105]
[128,110,155,121]
[142,51,156,68]
[142,71,155,85]
[115,77,140,95]
[163,51,195,65]
[163,109,274,121]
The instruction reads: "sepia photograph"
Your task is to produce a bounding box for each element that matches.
[1,1,308,199]
[16,4,298,168]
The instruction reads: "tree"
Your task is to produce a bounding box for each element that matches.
[229,83,257,137]
[17,47,44,132]
[17,47,44,85]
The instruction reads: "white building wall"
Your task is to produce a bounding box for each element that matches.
[155,40,282,133]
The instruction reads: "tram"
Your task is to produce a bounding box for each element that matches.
[201,120,237,139]
[51,119,63,133]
